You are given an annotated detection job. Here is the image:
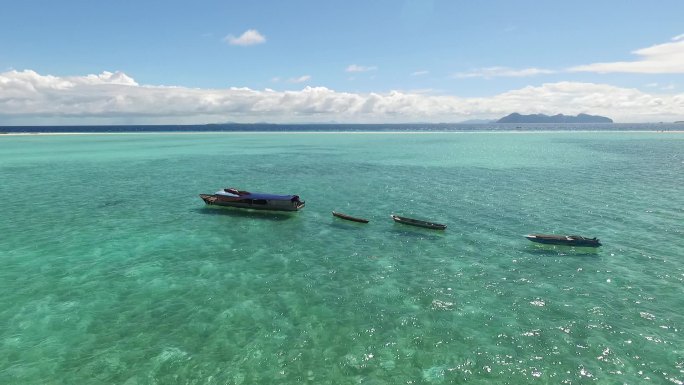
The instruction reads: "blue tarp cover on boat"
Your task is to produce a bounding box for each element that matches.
[243,192,297,200]
[215,190,296,200]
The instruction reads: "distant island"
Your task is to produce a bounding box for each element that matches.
[497,113,613,123]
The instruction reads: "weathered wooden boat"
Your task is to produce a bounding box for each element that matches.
[200,188,305,211]
[525,234,601,247]
[332,211,369,223]
[391,214,446,230]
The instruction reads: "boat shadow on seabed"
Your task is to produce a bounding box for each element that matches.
[388,228,445,241]
[194,207,297,221]
[522,243,601,257]
[329,221,369,231]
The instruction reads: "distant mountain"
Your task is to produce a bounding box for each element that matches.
[497,113,613,123]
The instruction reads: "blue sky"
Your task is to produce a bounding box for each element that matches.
[1,0,683,124]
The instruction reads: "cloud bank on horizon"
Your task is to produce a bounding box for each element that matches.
[1,34,683,125]
[2,69,682,125]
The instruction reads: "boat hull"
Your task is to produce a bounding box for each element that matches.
[332,211,369,223]
[200,194,305,211]
[525,234,601,247]
[391,214,446,230]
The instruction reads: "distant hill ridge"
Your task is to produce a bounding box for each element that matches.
[497,113,613,123]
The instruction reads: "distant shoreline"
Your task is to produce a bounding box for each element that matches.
[2,122,683,136]
[2,130,682,136]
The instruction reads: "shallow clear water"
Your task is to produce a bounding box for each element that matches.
[0,132,682,384]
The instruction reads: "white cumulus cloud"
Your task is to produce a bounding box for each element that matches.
[1,70,683,124]
[224,29,266,46]
[570,34,684,74]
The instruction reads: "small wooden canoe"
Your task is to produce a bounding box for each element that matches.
[525,234,601,247]
[391,214,446,230]
[332,211,369,223]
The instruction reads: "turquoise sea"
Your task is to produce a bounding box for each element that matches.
[0,129,682,384]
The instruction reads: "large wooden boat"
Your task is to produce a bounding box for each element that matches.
[391,214,446,230]
[332,211,369,223]
[200,188,305,211]
[525,234,601,247]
